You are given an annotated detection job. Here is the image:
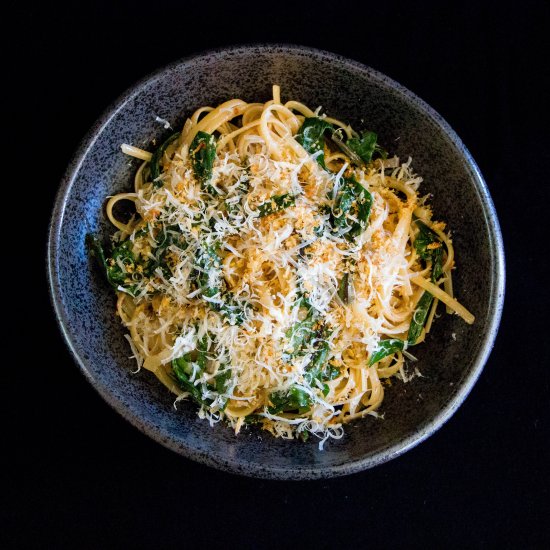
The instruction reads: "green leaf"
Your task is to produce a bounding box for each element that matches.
[325,365,340,381]
[219,299,248,326]
[414,222,435,260]
[332,177,373,239]
[338,272,350,303]
[302,329,340,393]
[214,369,231,393]
[284,300,318,358]
[151,132,180,188]
[172,333,234,411]
[195,244,248,326]
[86,234,108,271]
[190,131,217,192]
[154,224,184,249]
[285,314,338,392]
[414,220,444,282]
[172,355,192,376]
[296,117,333,169]
[196,244,223,299]
[87,234,144,296]
[432,247,444,282]
[257,194,296,217]
[407,291,434,345]
[149,224,188,278]
[303,340,330,386]
[268,386,312,415]
[173,335,207,375]
[172,334,210,404]
[196,335,208,371]
[346,130,387,165]
[106,240,136,287]
[172,358,204,404]
[213,368,231,410]
[368,339,405,366]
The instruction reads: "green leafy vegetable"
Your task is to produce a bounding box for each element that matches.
[196,245,223,301]
[303,341,330,385]
[172,335,210,404]
[219,299,248,326]
[432,249,443,282]
[346,130,386,165]
[368,339,405,366]
[284,300,318,358]
[407,291,434,345]
[296,117,333,169]
[268,386,312,415]
[195,244,248,325]
[151,224,188,278]
[190,131,217,192]
[173,335,207,374]
[285,307,338,394]
[214,369,231,394]
[86,234,142,296]
[257,194,296,217]
[172,334,233,410]
[332,177,373,239]
[196,335,208,371]
[172,357,205,404]
[107,240,136,286]
[303,339,339,396]
[151,132,180,188]
[86,233,108,272]
[172,355,192,376]
[414,219,444,282]
[338,272,351,303]
[313,204,332,237]
[213,368,231,410]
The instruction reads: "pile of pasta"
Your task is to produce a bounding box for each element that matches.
[100,85,473,448]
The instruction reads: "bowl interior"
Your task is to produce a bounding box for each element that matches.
[49,46,503,479]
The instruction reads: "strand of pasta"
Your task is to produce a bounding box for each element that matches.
[106,193,139,234]
[410,275,475,324]
[121,144,152,161]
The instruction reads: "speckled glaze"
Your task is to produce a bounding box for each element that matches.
[47,45,505,479]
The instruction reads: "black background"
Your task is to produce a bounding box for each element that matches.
[6,1,550,547]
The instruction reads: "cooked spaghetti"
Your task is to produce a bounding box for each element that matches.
[88,85,474,448]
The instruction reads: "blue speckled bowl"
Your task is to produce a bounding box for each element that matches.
[47,45,505,479]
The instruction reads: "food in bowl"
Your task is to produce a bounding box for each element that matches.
[87,85,474,448]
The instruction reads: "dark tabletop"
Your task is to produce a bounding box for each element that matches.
[7,1,550,547]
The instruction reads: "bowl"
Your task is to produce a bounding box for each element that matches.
[47,45,505,479]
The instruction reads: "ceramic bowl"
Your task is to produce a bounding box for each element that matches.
[47,45,505,479]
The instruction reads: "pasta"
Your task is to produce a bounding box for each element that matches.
[89,85,474,449]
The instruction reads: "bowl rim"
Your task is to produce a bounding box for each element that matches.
[47,43,505,479]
